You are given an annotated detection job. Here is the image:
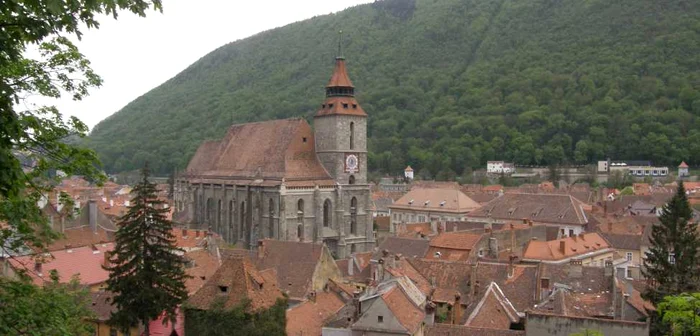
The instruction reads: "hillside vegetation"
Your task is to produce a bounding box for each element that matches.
[88,0,700,177]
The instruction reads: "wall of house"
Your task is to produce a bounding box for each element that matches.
[312,246,343,292]
[525,313,649,336]
[94,322,139,336]
[389,208,467,230]
[470,225,549,260]
[352,299,409,336]
[580,251,615,267]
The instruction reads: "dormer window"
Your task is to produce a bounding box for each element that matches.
[218,285,228,293]
[343,103,349,109]
[329,103,334,108]
[322,104,326,108]
[352,104,357,109]
[302,137,307,143]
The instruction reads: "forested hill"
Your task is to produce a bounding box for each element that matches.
[88,0,700,177]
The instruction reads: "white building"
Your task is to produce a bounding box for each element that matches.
[404,166,414,180]
[597,160,668,177]
[487,161,515,174]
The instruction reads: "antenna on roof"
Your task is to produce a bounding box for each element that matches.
[337,30,344,60]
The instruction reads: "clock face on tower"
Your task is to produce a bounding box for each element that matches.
[345,154,359,173]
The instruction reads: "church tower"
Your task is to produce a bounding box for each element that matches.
[314,50,367,185]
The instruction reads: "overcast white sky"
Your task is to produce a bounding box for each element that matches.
[30,0,372,129]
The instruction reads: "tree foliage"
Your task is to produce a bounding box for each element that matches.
[184,297,287,336]
[643,181,700,304]
[88,0,700,176]
[0,272,95,336]
[0,0,161,332]
[657,293,700,336]
[104,166,188,335]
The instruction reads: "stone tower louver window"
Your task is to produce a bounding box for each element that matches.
[350,197,357,235]
[323,199,332,228]
[269,199,274,238]
[350,122,355,149]
[297,199,304,240]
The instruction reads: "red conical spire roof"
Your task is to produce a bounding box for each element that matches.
[327,57,354,88]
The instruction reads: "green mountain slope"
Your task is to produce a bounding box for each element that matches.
[88,0,700,176]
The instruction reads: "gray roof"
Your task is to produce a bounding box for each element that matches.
[372,237,429,260]
[600,233,642,250]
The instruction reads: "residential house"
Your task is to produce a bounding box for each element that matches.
[287,290,346,336]
[89,291,141,336]
[525,312,649,336]
[426,324,525,336]
[389,188,481,232]
[468,193,590,238]
[346,277,429,336]
[6,243,113,291]
[405,166,415,180]
[464,282,522,331]
[600,233,644,279]
[427,232,482,261]
[679,161,689,177]
[186,256,283,312]
[522,233,613,266]
[487,161,516,174]
[252,239,342,302]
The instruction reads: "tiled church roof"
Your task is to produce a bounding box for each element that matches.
[185,118,334,186]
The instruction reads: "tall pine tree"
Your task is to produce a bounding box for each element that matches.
[105,166,188,335]
[643,181,700,304]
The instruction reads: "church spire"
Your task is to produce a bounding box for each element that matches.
[315,33,366,118]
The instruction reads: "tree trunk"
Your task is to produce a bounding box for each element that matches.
[144,321,150,336]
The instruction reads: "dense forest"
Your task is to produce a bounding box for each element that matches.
[88,0,700,177]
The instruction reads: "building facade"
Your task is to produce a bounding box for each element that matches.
[174,54,374,258]
[487,161,516,174]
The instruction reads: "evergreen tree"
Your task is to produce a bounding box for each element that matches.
[105,166,189,335]
[643,181,700,305]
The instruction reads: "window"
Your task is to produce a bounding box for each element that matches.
[268,199,275,238]
[350,197,357,235]
[351,244,356,254]
[302,137,307,143]
[352,104,357,109]
[239,201,246,239]
[478,249,484,257]
[569,229,575,237]
[626,252,633,262]
[626,269,633,279]
[323,199,332,228]
[350,122,355,150]
[669,253,675,264]
[217,199,222,230]
[343,103,348,109]
[349,175,355,184]
[297,199,304,240]
[218,285,228,293]
[377,315,384,323]
[540,278,550,289]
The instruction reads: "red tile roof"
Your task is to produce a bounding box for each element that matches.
[426,324,525,336]
[10,243,113,286]
[184,249,221,294]
[469,193,588,226]
[383,286,425,334]
[679,161,689,168]
[286,291,345,336]
[187,256,283,311]
[429,232,482,250]
[45,226,113,251]
[391,188,481,213]
[523,233,610,261]
[466,282,520,329]
[184,119,334,186]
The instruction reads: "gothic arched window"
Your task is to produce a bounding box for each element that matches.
[239,201,246,239]
[297,199,304,240]
[268,198,275,239]
[350,197,357,235]
[323,199,332,227]
[349,175,356,185]
[350,122,355,150]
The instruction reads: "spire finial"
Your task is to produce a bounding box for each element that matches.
[337,30,344,60]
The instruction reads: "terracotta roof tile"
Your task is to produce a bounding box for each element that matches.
[185,119,333,185]
[471,263,539,312]
[253,239,337,300]
[372,237,430,260]
[469,193,588,226]
[383,286,425,334]
[45,226,113,252]
[426,324,525,336]
[523,233,610,261]
[391,188,480,213]
[184,249,221,294]
[430,232,482,250]
[286,291,345,336]
[408,259,473,304]
[187,256,283,311]
[466,282,520,330]
[10,243,113,286]
[385,259,432,296]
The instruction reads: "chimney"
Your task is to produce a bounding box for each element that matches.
[195,230,200,238]
[578,233,585,240]
[607,221,612,232]
[452,293,462,324]
[488,237,498,259]
[528,219,533,227]
[257,240,265,259]
[34,262,43,275]
[394,254,402,269]
[559,241,566,254]
[182,228,188,237]
[109,199,114,207]
[348,256,354,276]
[352,296,361,321]
[88,200,97,233]
[604,260,613,276]
[508,254,518,278]
[430,220,438,234]
[102,252,111,268]
[569,259,583,278]
[309,290,317,303]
